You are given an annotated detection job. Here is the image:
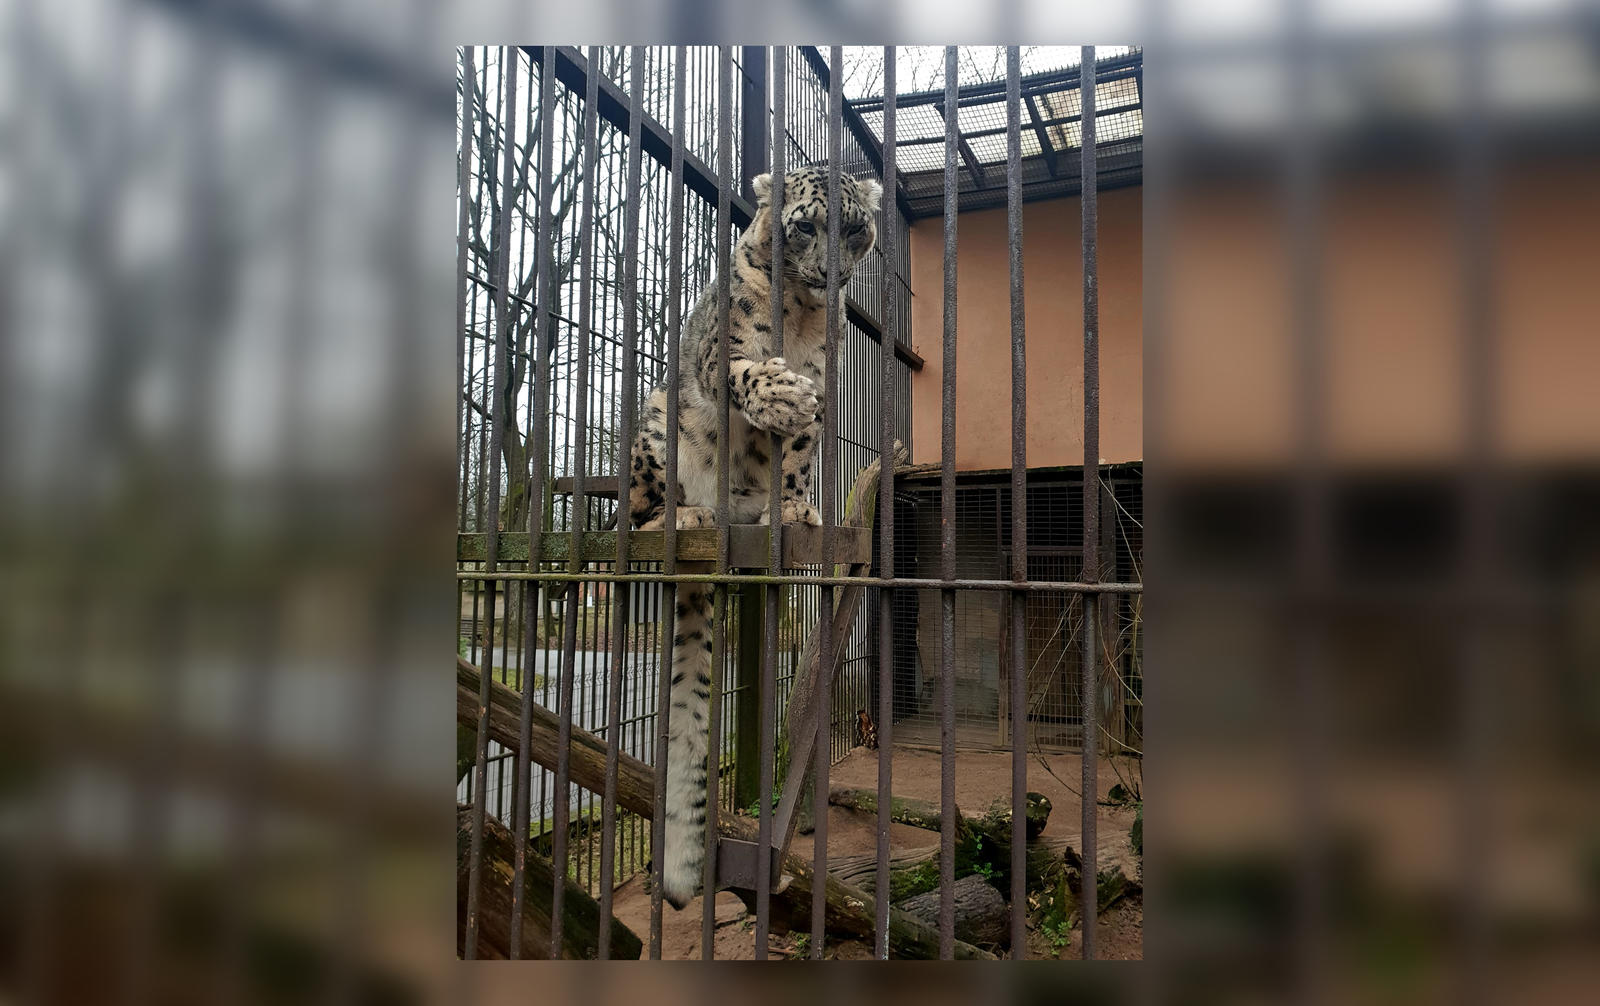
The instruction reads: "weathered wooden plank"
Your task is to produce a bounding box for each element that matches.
[457,525,873,568]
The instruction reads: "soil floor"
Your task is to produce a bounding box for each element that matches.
[610,746,1142,959]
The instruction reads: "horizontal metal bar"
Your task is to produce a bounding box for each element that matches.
[458,526,872,567]
[891,98,1144,149]
[844,295,922,371]
[457,570,1143,593]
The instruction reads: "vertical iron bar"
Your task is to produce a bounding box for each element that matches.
[473,50,494,537]
[455,46,475,556]
[811,44,843,959]
[552,45,602,956]
[1078,43,1101,961]
[874,44,897,960]
[1285,8,1330,995]
[464,45,518,961]
[756,44,787,960]
[598,45,645,959]
[703,44,734,958]
[1004,44,1029,959]
[1455,5,1494,1000]
[938,44,959,961]
[651,44,689,959]
[509,46,558,956]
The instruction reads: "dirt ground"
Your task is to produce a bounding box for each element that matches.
[610,747,1143,959]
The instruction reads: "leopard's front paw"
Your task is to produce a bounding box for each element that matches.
[741,357,818,438]
[673,506,717,529]
[759,499,822,527]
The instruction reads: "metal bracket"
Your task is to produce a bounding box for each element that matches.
[715,837,789,894]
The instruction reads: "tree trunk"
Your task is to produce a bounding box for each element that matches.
[896,875,1009,950]
[456,805,642,960]
[827,786,1065,898]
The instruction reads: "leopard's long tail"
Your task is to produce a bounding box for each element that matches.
[661,568,714,909]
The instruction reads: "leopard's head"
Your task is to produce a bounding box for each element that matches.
[751,165,883,293]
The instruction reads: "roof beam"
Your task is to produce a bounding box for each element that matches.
[890,98,1144,148]
[846,54,1143,113]
[1024,92,1060,177]
[522,46,758,227]
[934,99,987,189]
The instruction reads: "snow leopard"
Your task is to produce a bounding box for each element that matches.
[627,165,882,909]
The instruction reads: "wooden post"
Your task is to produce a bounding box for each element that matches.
[734,582,764,810]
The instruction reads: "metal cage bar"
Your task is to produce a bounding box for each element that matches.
[1078,43,1101,961]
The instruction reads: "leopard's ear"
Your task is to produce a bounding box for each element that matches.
[752,173,773,205]
[860,178,884,213]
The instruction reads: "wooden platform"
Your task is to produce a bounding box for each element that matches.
[457,524,873,569]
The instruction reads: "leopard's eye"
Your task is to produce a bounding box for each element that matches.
[794,220,815,236]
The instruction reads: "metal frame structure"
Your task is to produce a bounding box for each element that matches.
[456,44,1139,961]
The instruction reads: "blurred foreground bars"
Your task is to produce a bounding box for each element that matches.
[1,2,1595,998]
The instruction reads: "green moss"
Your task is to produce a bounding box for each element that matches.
[888,859,941,902]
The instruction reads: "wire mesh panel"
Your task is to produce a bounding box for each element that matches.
[887,470,1143,752]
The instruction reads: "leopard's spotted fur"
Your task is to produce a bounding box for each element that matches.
[629,165,882,909]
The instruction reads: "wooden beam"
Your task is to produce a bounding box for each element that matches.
[458,525,874,568]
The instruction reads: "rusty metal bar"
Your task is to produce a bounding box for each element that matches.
[810,43,844,959]
[1078,43,1100,961]
[938,44,959,961]
[463,45,518,961]
[1004,44,1030,959]
[454,45,474,567]
[596,45,645,959]
[550,45,602,956]
[649,44,690,959]
[874,43,897,961]
[1455,6,1495,997]
[756,42,786,961]
[1284,8,1331,991]
[703,44,735,959]
[508,43,558,957]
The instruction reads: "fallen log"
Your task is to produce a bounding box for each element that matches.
[827,786,960,835]
[827,845,940,893]
[897,875,1009,950]
[826,787,1063,898]
[455,804,642,960]
[455,657,993,959]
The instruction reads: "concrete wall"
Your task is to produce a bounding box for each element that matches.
[905,187,1144,469]
[905,159,1600,471]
